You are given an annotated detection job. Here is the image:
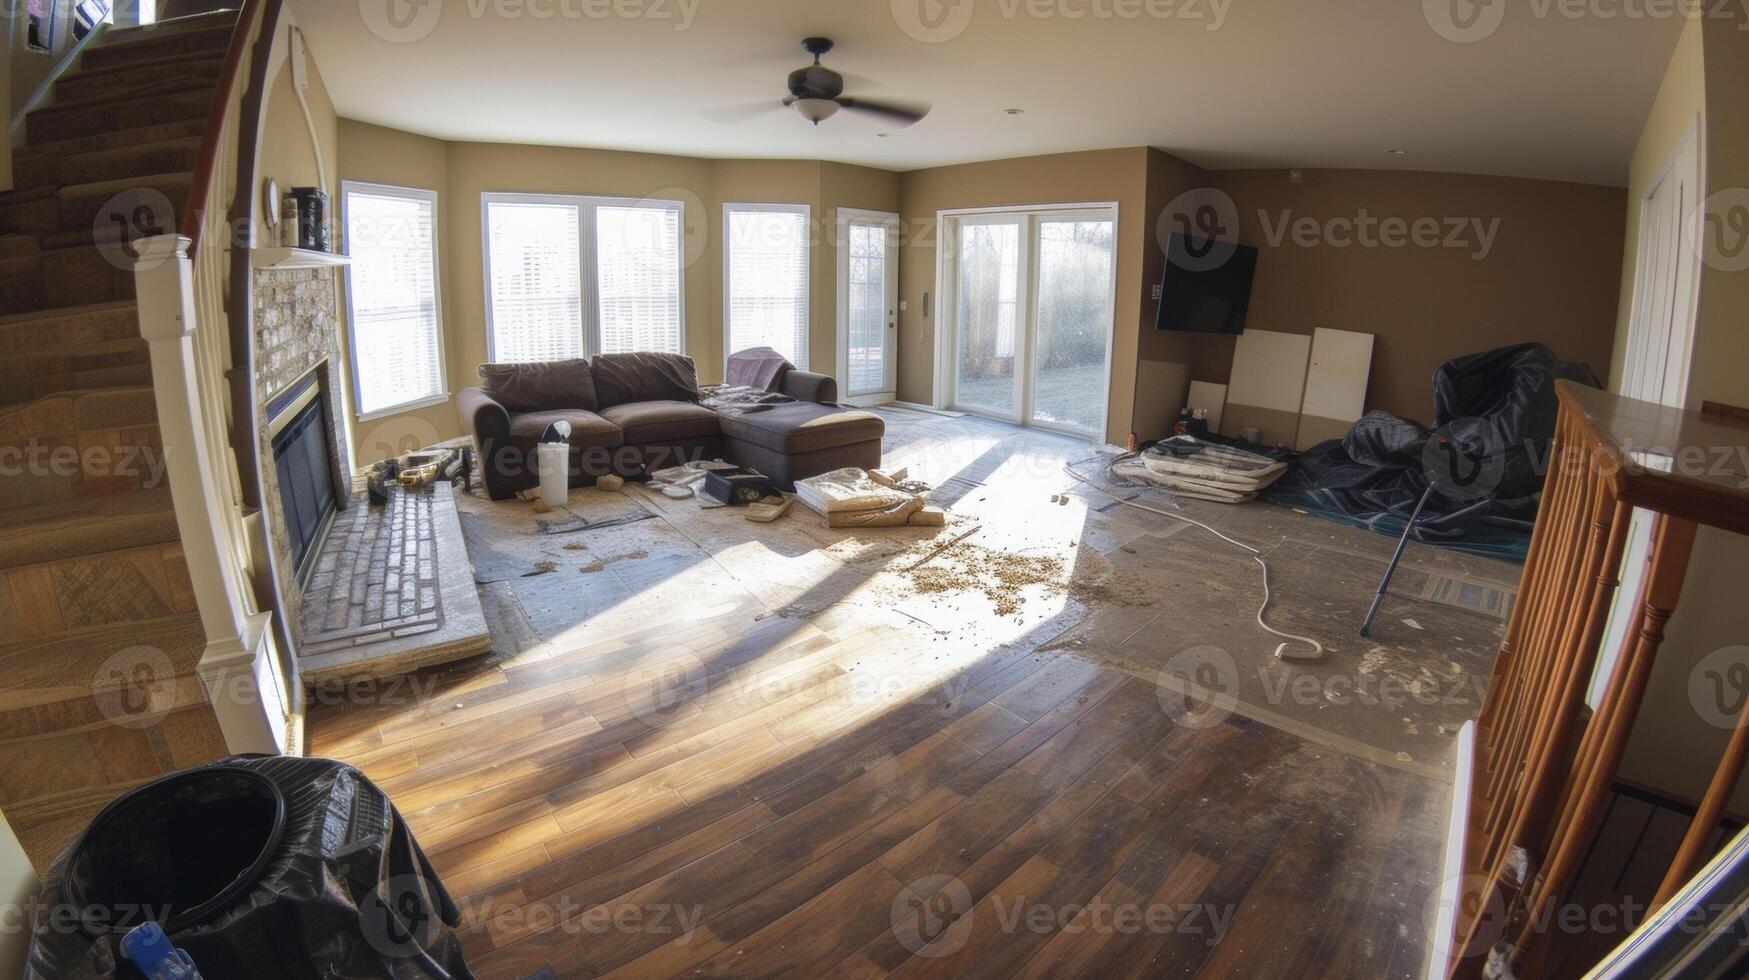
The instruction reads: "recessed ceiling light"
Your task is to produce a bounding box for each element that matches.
[1387,148,1408,155]
[1004,108,1024,115]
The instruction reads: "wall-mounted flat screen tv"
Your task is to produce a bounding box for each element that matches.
[1155,233,1258,334]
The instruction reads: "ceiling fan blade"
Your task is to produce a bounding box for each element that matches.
[836,97,930,126]
[703,100,788,123]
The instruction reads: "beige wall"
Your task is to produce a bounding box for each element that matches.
[1608,17,1704,394]
[331,132,897,467]
[335,120,457,465]
[0,807,34,976]
[1176,169,1625,425]
[8,0,74,124]
[1615,9,1749,815]
[896,147,1152,445]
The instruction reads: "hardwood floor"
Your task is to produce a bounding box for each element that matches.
[308,413,1464,978]
[310,600,1446,978]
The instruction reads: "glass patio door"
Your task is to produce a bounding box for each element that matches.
[1028,215,1115,433]
[943,207,1115,437]
[951,217,1026,420]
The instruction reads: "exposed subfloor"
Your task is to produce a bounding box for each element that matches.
[307,408,1521,978]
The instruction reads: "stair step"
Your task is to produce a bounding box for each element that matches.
[2,690,227,871]
[59,171,194,243]
[0,486,178,570]
[26,82,216,147]
[12,135,204,191]
[12,119,208,170]
[56,52,228,108]
[0,385,158,445]
[0,301,139,354]
[0,340,151,408]
[78,21,236,74]
[103,8,241,44]
[0,613,206,738]
[0,188,58,238]
[0,241,46,314]
[38,244,137,312]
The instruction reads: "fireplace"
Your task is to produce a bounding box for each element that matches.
[268,377,338,573]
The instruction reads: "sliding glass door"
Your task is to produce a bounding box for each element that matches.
[952,217,1024,419]
[942,207,1116,437]
[1029,216,1116,433]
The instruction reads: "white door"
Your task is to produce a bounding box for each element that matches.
[1622,124,1700,409]
[836,209,900,404]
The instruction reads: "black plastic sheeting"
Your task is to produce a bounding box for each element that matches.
[26,755,473,980]
[1264,343,1600,561]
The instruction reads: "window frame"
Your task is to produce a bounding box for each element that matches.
[480,191,688,363]
[722,201,812,372]
[340,180,449,422]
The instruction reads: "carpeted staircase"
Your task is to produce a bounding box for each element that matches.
[0,10,239,871]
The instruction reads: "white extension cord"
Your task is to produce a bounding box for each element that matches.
[1064,463,1327,662]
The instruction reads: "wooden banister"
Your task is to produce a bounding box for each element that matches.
[1445,382,1749,977]
[182,0,264,256]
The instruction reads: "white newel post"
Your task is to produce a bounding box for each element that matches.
[133,234,291,756]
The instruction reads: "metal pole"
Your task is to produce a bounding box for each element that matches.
[1360,481,1437,636]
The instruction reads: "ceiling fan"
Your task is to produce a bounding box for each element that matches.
[778,37,930,128]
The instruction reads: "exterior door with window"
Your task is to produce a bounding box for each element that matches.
[836,209,899,404]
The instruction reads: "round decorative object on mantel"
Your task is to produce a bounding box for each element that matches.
[263,177,280,234]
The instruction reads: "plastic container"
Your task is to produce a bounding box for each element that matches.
[26,756,473,979]
[538,441,570,507]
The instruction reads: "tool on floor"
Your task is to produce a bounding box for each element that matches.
[1359,481,1437,637]
[904,524,981,572]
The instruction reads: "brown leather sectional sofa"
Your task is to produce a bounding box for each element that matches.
[457,352,884,500]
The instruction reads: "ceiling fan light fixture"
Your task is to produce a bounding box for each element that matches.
[793,98,840,125]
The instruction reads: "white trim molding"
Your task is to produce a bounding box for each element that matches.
[133,235,293,756]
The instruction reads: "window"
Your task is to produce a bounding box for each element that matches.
[342,182,446,419]
[482,194,685,362]
[725,204,810,370]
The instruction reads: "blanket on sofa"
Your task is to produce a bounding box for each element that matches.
[725,347,792,391]
[700,383,796,418]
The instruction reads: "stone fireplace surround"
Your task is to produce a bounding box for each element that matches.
[251,268,489,683]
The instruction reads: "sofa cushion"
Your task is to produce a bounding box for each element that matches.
[591,352,701,408]
[598,400,720,444]
[479,358,597,413]
[718,402,884,455]
[507,409,623,455]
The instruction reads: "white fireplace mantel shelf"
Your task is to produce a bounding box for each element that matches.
[251,247,350,270]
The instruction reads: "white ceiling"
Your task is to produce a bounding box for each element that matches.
[293,0,1686,186]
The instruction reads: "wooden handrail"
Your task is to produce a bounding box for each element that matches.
[1447,383,1749,978]
[182,0,264,257]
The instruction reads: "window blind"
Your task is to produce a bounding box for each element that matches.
[486,202,584,363]
[596,206,681,354]
[726,207,809,369]
[344,187,444,417]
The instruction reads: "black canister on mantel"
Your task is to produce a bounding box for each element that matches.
[288,187,331,252]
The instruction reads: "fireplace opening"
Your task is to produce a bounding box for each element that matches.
[269,382,337,574]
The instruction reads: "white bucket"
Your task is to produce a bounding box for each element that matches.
[537,442,570,508]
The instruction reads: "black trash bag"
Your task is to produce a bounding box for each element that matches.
[1265,343,1600,560]
[26,756,473,980]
